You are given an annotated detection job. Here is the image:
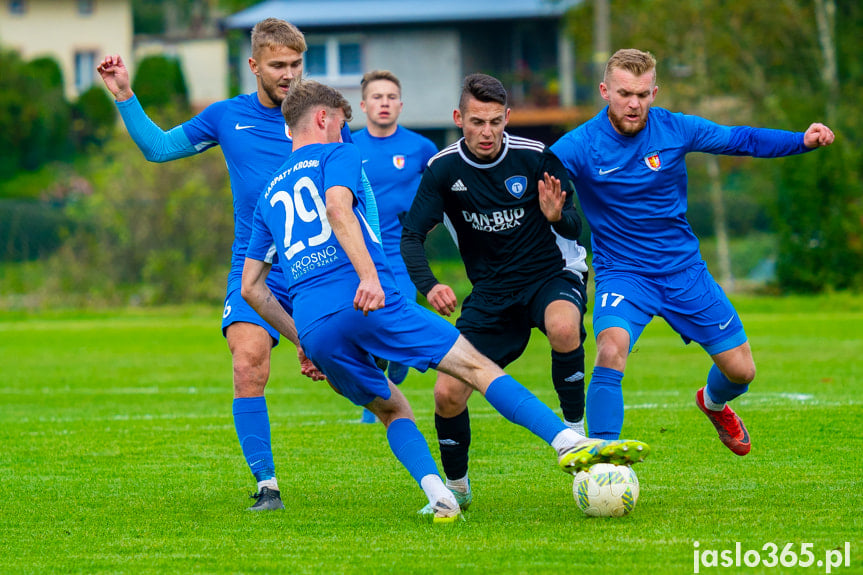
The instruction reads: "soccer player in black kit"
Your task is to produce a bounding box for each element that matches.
[401,73,592,515]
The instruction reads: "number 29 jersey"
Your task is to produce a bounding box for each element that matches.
[247,142,398,337]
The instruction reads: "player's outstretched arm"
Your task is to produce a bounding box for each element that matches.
[803,123,835,148]
[96,54,134,102]
[240,257,300,347]
[97,54,198,163]
[326,185,385,315]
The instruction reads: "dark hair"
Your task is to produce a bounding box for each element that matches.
[459,73,507,111]
[281,78,352,128]
[360,69,401,99]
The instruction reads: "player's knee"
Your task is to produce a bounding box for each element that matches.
[727,362,756,385]
[232,348,270,393]
[546,320,582,352]
[595,341,627,370]
[434,381,469,416]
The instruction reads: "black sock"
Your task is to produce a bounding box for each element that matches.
[434,408,471,480]
[552,346,586,422]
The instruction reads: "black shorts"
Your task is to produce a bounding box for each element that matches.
[455,270,587,367]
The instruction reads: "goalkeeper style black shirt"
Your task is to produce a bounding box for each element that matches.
[401,132,583,296]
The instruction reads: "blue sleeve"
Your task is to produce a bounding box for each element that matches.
[323,144,362,192]
[247,198,277,264]
[421,138,438,167]
[686,114,809,157]
[549,133,582,182]
[340,124,353,144]
[115,95,201,162]
[325,144,381,237]
[360,168,381,237]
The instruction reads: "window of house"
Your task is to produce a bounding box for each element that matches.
[9,0,27,14]
[77,0,94,15]
[75,51,97,93]
[305,37,362,85]
[338,43,361,76]
[305,44,327,77]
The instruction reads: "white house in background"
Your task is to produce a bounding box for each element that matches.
[223,0,586,140]
[0,0,226,109]
[0,0,133,100]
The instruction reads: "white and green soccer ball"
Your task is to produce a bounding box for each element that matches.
[573,463,639,517]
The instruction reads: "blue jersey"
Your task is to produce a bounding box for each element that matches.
[351,126,437,262]
[180,93,355,285]
[550,107,811,276]
[247,142,398,337]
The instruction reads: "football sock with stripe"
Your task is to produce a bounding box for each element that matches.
[484,374,567,445]
[232,396,276,482]
[585,366,624,440]
[704,364,749,410]
[386,417,441,485]
[435,408,471,481]
[552,346,586,423]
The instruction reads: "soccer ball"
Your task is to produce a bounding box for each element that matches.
[573,463,639,517]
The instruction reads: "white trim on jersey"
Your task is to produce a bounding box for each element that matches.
[507,134,546,153]
[442,213,459,249]
[427,142,460,167]
[454,133,546,170]
[265,242,278,265]
[552,229,589,275]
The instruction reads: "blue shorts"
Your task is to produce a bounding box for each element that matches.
[592,261,746,355]
[221,269,293,345]
[299,296,460,406]
[389,259,418,304]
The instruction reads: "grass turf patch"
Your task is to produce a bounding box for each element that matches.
[0,295,860,574]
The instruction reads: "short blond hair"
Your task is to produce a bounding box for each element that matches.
[281,79,352,128]
[360,70,402,99]
[604,49,657,84]
[251,18,306,58]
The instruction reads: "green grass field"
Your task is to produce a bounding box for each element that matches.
[1,295,861,574]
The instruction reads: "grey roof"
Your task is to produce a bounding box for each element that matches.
[223,0,581,29]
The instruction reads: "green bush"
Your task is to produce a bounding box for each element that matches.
[0,50,72,179]
[0,200,73,261]
[71,85,117,149]
[44,134,233,305]
[775,135,863,292]
[131,54,189,112]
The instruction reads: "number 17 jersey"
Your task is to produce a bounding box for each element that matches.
[247,142,398,337]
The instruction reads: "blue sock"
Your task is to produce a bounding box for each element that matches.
[386,418,440,485]
[232,396,275,482]
[484,375,566,445]
[705,364,749,403]
[586,366,624,440]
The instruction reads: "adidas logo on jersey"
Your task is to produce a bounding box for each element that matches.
[451,179,468,192]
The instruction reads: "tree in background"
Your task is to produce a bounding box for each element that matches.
[131,54,190,113]
[563,0,862,292]
[46,134,234,305]
[0,50,121,183]
[0,50,72,180]
[71,85,116,150]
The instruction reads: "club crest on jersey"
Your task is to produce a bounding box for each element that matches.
[392,155,405,170]
[644,151,661,171]
[285,124,292,140]
[505,176,528,199]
